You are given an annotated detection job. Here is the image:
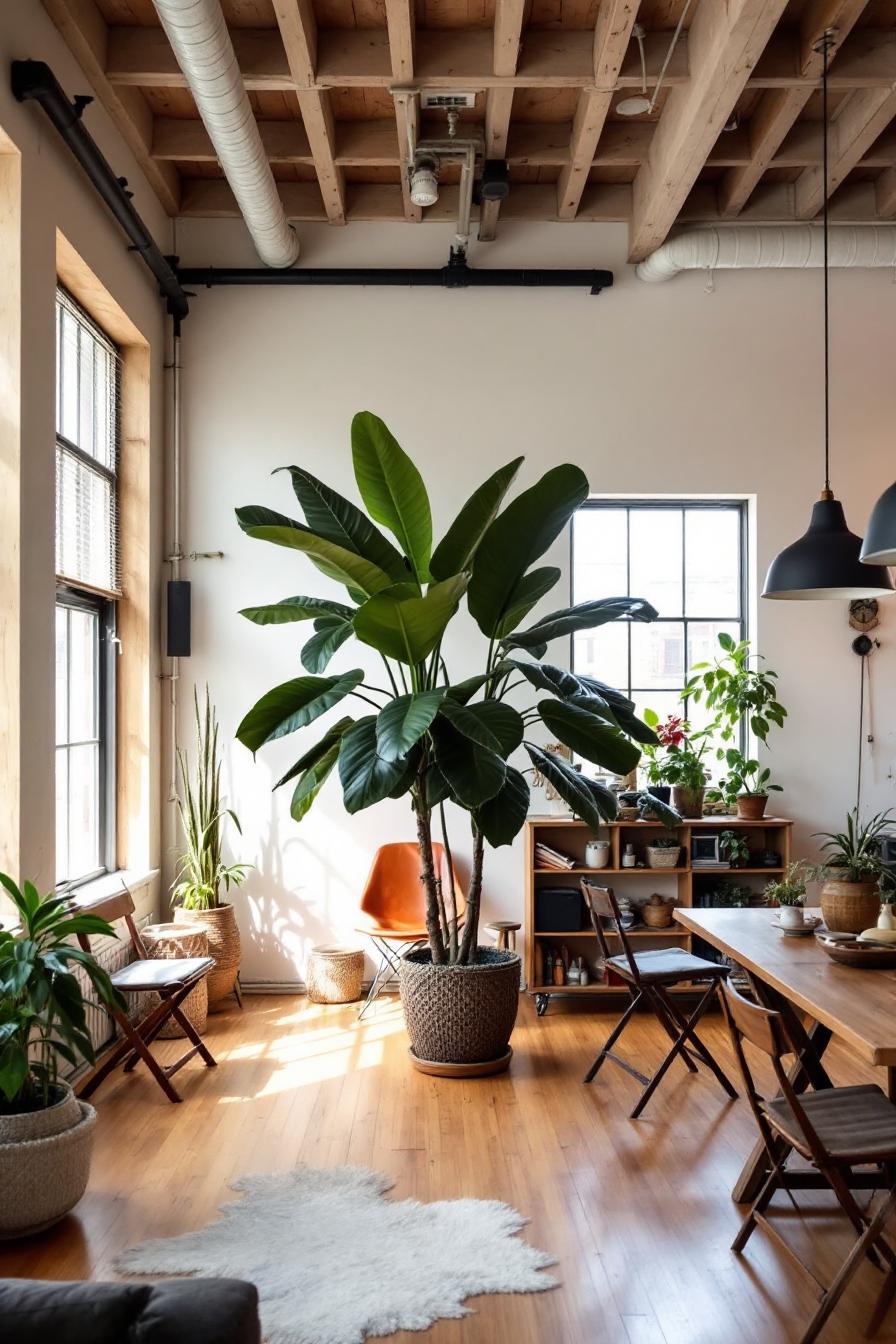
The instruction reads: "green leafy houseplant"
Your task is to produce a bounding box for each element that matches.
[236,412,677,973]
[708,879,753,909]
[641,713,711,791]
[720,829,750,868]
[813,810,895,935]
[764,862,808,907]
[173,687,250,912]
[0,875,124,1113]
[711,752,782,814]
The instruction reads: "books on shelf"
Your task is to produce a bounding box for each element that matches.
[534,843,576,871]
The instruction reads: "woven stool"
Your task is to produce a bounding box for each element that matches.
[143,923,209,1038]
[485,921,521,952]
[307,945,365,1004]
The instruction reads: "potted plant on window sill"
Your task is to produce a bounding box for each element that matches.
[642,712,710,819]
[813,811,893,934]
[236,412,678,1076]
[0,875,124,1238]
[172,688,251,1009]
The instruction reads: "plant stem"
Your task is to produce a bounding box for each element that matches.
[380,656,400,698]
[458,826,484,965]
[415,776,446,964]
[438,801,459,962]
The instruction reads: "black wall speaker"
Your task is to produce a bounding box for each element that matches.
[534,886,586,933]
[167,579,191,657]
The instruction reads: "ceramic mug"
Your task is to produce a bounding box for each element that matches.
[779,905,805,929]
[585,840,610,869]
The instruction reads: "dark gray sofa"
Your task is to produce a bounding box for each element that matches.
[0,1277,261,1343]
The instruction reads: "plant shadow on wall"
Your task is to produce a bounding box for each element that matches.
[235,412,676,1073]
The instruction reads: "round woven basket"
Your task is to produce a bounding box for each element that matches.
[174,903,241,1010]
[0,1083,96,1238]
[399,947,520,1071]
[646,845,681,870]
[306,945,365,1004]
[641,894,675,928]
[820,879,881,935]
[143,923,209,1038]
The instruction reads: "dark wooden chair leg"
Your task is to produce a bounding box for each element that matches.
[630,982,724,1119]
[583,990,644,1083]
[799,1186,896,1344]
[648,987,699,1073]
[655,983,738,1099]
[110,1010,183,1102]
[168,992,217,1068]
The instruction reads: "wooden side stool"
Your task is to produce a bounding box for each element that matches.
[486,921,521,952]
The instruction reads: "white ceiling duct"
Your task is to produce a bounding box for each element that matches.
[636,225,896,282]
[152,0,298,268]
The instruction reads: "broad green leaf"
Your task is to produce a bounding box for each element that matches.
[537,699,641,775]
[338,716,414,813]
[443,663,513,705]
[351,412,432,583]
[468,464,588,637]
[240,596,354,626]
[353,574,468,665]
[291,741,342,822]
[430,457,524,580]
[502,596,658,651]
[376,691,445,762]
[431,721,506,808]
[503,658,583,700]
[475,767,530,847]
[439,699,523,758]
[641,792,681,828]
[494,567,561,639]
[438,699,501,752]
[237,670,363,754]
[274,717,354,789]
[525,744,617,830]
[282,466,408,581]
[301,616,353,673]
[236,507,393,597]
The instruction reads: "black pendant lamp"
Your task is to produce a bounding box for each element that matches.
[861,483,896,567]
[762,33,894,602]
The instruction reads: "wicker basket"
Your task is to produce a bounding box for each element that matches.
[174,903,241,1009]
[646,845,681,870]
[641,893,675,928]
[143,923,209,1038]
[0,1083,96,1238]
[306,945,365,1004]
[820,879,881,935]
[399,947,520,1068]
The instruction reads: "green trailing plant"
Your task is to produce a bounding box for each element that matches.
[764,861,808,907]
[720,829,750,868]
[236,411,678,967]
[173,687,251,911]
[0,875,125,1113]
[813,810,894,887]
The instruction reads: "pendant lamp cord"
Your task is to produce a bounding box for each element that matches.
[857,653,866,813]
[820,31,832,494]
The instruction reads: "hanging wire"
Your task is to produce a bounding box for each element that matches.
[820,31,833,493]
[647,0,696,112]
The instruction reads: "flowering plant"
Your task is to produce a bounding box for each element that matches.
[641,712,711,791]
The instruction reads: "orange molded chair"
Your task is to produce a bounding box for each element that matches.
[356,842,466,1017]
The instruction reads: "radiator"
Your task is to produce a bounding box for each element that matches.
[72,916,149,1058]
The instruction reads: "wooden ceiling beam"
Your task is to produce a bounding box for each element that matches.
[876,166,896,217]
[628,0,791,262]
[272,1,346,224]
[479,0,526,241]
[794,86,896,217]
[384,0,421,221]
[41,0,180,215]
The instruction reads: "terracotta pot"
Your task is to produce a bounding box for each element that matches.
[0,1083,96,1238]
[174,902,241,1009]
[671,785,705,819]
[820,879,881,935]
[737,793,769,820]
[399,947,520,1076]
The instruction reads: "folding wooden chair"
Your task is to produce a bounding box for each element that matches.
[721,978,896,1344]
[580,880,737,1118]
[73,886,216,1104]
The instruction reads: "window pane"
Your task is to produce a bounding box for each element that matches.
[685,509,740,617]
[56,606,68,745]
[633,690,682,734]
[59,306,80,444]
[631,620,685,691]
[629,509,683,618]
[56,447,116,590]
[686,621,742,672]
[68,608,98,742]
[55,747,69,885]
[67,743,99,881]
[78,331,96,459]
[572,508,627,601]
[574,622,628,693]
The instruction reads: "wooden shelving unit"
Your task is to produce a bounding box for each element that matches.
[525,815,793,1015]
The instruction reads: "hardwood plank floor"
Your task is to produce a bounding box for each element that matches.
[3,992,896,1343]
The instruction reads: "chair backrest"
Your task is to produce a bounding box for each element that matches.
[70,884,146,959]
[360,842,466,932]
[580,881,639,980]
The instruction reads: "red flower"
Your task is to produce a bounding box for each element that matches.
[657,715,686,749]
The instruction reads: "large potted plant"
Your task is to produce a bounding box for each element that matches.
[711,752,783,820]
[642,712,710,818]
[236,412,675,1075]
[814,810,893,934]
[173,688,250,1008]
[0,875,123,1238]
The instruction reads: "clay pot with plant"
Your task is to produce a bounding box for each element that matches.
[0,875,124,1238]
[642,712,711,818]
[813,811,893,935]
[236,412,678,1076]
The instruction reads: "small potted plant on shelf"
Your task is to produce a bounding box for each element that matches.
[708,879,753,908]
[765,861,809,929]
[813,810,893,934]
[720,829,750,869]
[645,836,682,870]
[172,687,251,1008]
[709,751,782,820]
[0,875,124,1238]
[642,712,711,818]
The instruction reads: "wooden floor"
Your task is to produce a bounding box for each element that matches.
[4,991,896,1344]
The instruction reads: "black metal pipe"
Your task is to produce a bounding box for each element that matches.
[178,263,613,295]
[12,59,190,328]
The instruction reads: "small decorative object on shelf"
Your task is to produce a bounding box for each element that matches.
[534,841,576,871]
[579,960,590,987]
[567,959,581,986]
[691,834,723,868]
[761,849,782,868]
[584,838,611,869]
[646,838,681,870]
[641,893,675,928]
[615,893,637,930]
[622,842,637,868]
[553,955,566,987]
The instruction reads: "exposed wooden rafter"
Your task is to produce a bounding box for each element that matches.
[479,0,526,242]
[794,85,896,218]
[385,0,420,222]
[272,1,345,224]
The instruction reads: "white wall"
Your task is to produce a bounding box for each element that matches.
[174,217,896,984]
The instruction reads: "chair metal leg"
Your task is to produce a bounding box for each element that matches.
[357,951,391,1020]
[583,990,646,1084]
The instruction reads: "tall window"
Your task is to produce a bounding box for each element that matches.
[572,501,747,733]
[55,287,120,886]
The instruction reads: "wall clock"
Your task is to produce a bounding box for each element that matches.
[849,598,880,632]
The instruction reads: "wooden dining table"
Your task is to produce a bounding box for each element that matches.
[674,905,896,1202]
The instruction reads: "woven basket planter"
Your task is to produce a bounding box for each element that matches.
[821,879,881,935]
[143,923,209,1038]
[737,793,769,820]
[646,845,681,870]
[399,947,520,1076]
[174,903,241,1009]
[0,1083,96,1238]
[307,945,365,1004]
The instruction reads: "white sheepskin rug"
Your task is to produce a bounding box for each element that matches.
[114,1165,557,1344]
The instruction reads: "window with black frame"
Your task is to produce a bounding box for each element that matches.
[571,501,748,750]
[55,287,120,886]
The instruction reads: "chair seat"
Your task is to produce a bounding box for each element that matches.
[765,1084,896,1162]
[111,956,214,993]
[355,921,428,942]
[607,948,730,984]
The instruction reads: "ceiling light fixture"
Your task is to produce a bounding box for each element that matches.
[616,2,695,119]
[409,153,439,207]
[762,32,894,601]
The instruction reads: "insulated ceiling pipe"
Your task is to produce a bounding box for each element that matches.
[152,0,298,268]
[636,225,896,282]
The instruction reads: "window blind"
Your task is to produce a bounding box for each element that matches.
[55,286,122,596]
